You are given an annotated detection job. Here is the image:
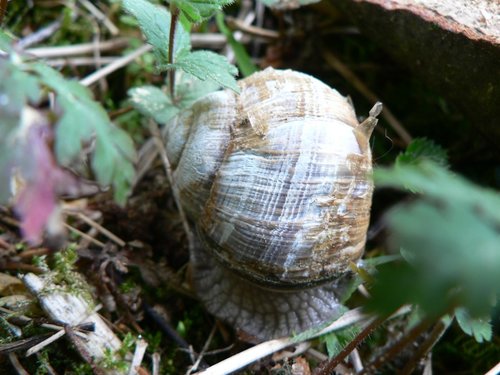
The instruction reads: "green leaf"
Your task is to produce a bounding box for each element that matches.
[173,0,235,24]
[122,0,190,65]
[215,12,258,77]
[396,138,448,168]
[455,307,492,343]
[128,85,180,124]
[167,50,239,92]
[375,162,500,224]
[31,63,136,204]
[0,59,42,202]
[322,325,362,358]
[370,162,500,318]
[0,60,41,123]
[0,30,15,52]
[176,72,221,108]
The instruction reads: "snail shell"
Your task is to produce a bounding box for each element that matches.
[165,68,379,339]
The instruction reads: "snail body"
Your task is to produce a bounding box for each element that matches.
[165,68,380,340]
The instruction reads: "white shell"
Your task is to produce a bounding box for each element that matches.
[165,68,375,287]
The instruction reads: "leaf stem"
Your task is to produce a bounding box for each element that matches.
[168,4,179,101]
[313,314,387,375]
[358,316,434,374]
[0,0,8,25]
[399,319,450,375]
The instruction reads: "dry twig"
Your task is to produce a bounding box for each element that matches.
[128,339,148,375]
[322,49,412,146]
[148,121,196,253]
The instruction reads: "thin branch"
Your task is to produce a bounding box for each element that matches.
[27,38,129,58]
[78,0,119,35]
[63,222,106,248]
[226,16,279,40]
[71,212,126,247]
[152,353,161,375]
[313,315,385,375]
[188,325,217,375]
[0,0,7,26]
[358,317,433,374]
[196,305,411,375]
[26,329,66,357]
[486,362,500,375]
[168,6,180,100]
[17,20,63,49]
[128,339,148,375]
[196,308,369,375]
[8,353,30,375]
[322,49,412,146]
[400,319,451,375]
[148,121,195,251]
[79,44,152,87]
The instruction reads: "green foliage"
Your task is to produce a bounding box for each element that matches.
[396,137,448,167]
[0,58,41,130]
[215,12,258,77]
[48,246,94,304]
[322,325,362,358]
[128,85,180,124]
[166,50,239,92]
[0,42,136,207]
[174,72,222,107]
[0,31,14,52]
[99,333,136,372]
[128,73,220,124]
[455,308,492,344]
[122,0,239,94]
[172,0,235,24]
[370,162,500,341]
[122,0,190,65]
[30,63,135,204]
[0,57,41,202]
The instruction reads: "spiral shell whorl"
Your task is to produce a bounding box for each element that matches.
[198,68,374,287]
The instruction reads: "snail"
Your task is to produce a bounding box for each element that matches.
[164,68,381,340]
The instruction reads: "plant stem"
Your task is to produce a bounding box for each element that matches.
[400,319,450,375]
[313,315,387,375]
[358,317,434,374]
[0,0,8,25]
[168,5,179,101]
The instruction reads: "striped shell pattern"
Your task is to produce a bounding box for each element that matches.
[164,68,379,339]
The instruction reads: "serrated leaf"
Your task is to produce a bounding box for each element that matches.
[128,85,180,124]
[396,137,448,167]
[173,0,234,23]
[455,307,492,343]
[375,162,500,224]
[122,0,190,65]
[321,325,362,358]
[370,162,500,318]
[168,50,239,92]
[215,12,258,77]
[30,63,136,204]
